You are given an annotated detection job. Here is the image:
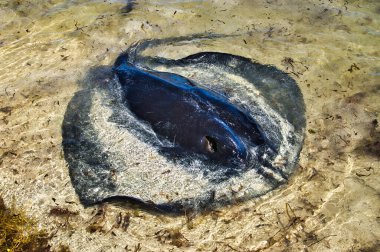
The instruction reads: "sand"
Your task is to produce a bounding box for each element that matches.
[0,0,379,251]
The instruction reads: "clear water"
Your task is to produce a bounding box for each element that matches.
[0,0,379,251]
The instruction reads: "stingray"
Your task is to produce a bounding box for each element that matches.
[62,34,306,214]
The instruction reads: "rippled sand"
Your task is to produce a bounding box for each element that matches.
[0,0,379,251]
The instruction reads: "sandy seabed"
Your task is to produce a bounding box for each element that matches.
[0,0,379,251]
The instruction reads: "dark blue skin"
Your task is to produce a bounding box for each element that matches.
[114,56,266,169]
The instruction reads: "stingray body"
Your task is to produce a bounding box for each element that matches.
[114,56,270,174]
[62,34,306,213]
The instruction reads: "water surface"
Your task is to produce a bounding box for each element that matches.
[0,0,379,251]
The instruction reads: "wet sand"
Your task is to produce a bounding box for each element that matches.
[0,0,379,251]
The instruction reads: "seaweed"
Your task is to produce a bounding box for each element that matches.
[0,197,50,252]
[154,228,190,248]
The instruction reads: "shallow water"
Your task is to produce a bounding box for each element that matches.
[0,0,379,251]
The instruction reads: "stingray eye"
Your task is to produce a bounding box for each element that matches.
[204,136,218,153]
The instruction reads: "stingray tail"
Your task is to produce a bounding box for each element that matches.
[123,33,240,65]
